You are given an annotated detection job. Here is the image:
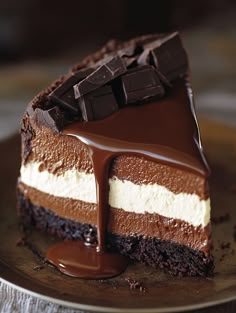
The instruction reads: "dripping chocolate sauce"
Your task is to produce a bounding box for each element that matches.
[46,79,209,279]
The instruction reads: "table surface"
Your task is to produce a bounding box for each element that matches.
[0,23,236,312]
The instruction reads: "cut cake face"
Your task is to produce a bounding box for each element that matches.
[18,33,213,277]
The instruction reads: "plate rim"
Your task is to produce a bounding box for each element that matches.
[1,122,236,312]
[1,267,236,313]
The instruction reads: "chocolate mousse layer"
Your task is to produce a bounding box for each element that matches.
[18,182,211,254]
[23,117,208,200]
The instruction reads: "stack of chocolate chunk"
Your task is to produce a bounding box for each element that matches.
[48,32,187,123]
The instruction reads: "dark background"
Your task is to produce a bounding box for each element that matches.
[1,0,236,62]
[0,3,236,311]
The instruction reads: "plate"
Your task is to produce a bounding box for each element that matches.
[0,119,236,313]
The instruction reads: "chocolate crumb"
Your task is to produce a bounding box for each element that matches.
[220,242,231,250]
[99,279,118,289]
[17,227,59,272]
[212,213,230,224]
[125,277,146,292]
[23,239,46,263]
[219,253,226,262]
[18,222,46,263]
[18,230,59,272]
[16,237,26,247]
[33,265,44,271]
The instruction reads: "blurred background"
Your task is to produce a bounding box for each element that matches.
[0,0,236,138]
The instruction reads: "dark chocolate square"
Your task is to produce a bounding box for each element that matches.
[78,85,119,121]
[121,65,165,104]
[33,106,64,132]
[49,68,93,113]
[74,56,127,99]
[145,33,188,81]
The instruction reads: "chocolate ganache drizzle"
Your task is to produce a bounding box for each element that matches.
[46,33,209,279]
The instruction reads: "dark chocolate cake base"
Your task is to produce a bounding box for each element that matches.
[17,189,214,277]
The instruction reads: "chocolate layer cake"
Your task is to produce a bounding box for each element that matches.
[17,33,213,277]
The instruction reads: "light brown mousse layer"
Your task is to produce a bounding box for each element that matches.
[24,123,209,200]
[18,182,211,254]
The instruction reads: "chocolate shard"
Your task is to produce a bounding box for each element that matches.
[78,85,119,121]
[32,106,65,132]
[74,56,127,99]
[117,44,136,57]
[122,56,137,69]
[121,65,165,104]
[137,34,166,45]
[135,34,164,54]
[144,32,188,82]
[49,68,93,113]
[137,48,151,66]
[137,49,172,88]
[94,45,136,68]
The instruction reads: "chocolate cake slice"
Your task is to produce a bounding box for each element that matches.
[17,33,213,277]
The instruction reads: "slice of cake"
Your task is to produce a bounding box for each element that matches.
[17,33,213,277]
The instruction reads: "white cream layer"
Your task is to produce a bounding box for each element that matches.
[20,161,211,227]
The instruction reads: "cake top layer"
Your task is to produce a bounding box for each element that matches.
[27,32,188,125]
[26,32,209,176]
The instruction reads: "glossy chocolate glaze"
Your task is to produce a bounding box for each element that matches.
[46,78,210,279]
[47,240,129,279]
[47,136,130,279]
[64,79,209,177]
